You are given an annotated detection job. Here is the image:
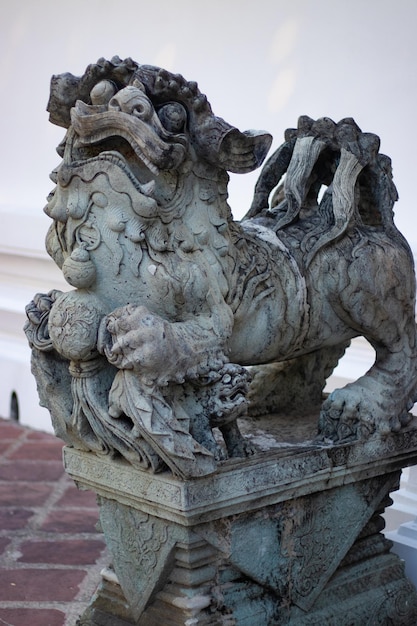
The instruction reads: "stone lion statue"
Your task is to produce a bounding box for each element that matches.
[25,57,417,478]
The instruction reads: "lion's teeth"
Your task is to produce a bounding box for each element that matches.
[140,180,155,196]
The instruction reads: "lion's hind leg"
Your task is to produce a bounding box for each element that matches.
[247,343,349,419]
[319,244,417,442]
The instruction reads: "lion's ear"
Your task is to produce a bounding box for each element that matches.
[218,129,273,173]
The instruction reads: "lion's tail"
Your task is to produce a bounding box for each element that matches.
[245,116,411,268]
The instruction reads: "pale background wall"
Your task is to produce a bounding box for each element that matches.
[0,0,416,428]
[2,0,417,234]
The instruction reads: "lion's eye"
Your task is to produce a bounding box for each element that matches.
[157,103,187,133]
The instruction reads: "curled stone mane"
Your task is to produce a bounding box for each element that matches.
[47,56,213,127]
[48,56,272,173]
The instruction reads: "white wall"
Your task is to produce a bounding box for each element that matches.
[2,0,417,240]
[0,208,67,429]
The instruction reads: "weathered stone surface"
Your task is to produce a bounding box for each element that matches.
[23,57,417,624]
[66,415,417,624]
[63,415,417,525]
[25,57,417,478]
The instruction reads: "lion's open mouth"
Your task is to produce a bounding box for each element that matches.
[70,99,187,180]
[71,138,157,190]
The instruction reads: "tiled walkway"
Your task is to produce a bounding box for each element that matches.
[0,418,108,626]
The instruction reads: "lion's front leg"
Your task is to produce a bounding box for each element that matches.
[98,304,230,386]
[99,304,253,464]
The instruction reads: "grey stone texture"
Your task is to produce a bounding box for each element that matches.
[24,57,417,623]
[67,413,417,624]
[25,57,417,476]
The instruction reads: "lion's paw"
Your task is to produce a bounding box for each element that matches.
[317,385,379,443]
[318,370,417,444]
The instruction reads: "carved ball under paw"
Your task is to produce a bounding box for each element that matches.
[48,290,105,361]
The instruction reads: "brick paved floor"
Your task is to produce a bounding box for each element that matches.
[0,418,108,626]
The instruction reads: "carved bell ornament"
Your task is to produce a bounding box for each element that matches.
[62,243,96,288]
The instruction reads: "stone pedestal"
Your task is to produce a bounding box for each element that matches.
[65,415,417,625]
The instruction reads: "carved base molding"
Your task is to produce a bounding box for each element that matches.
[67,417,417,625]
